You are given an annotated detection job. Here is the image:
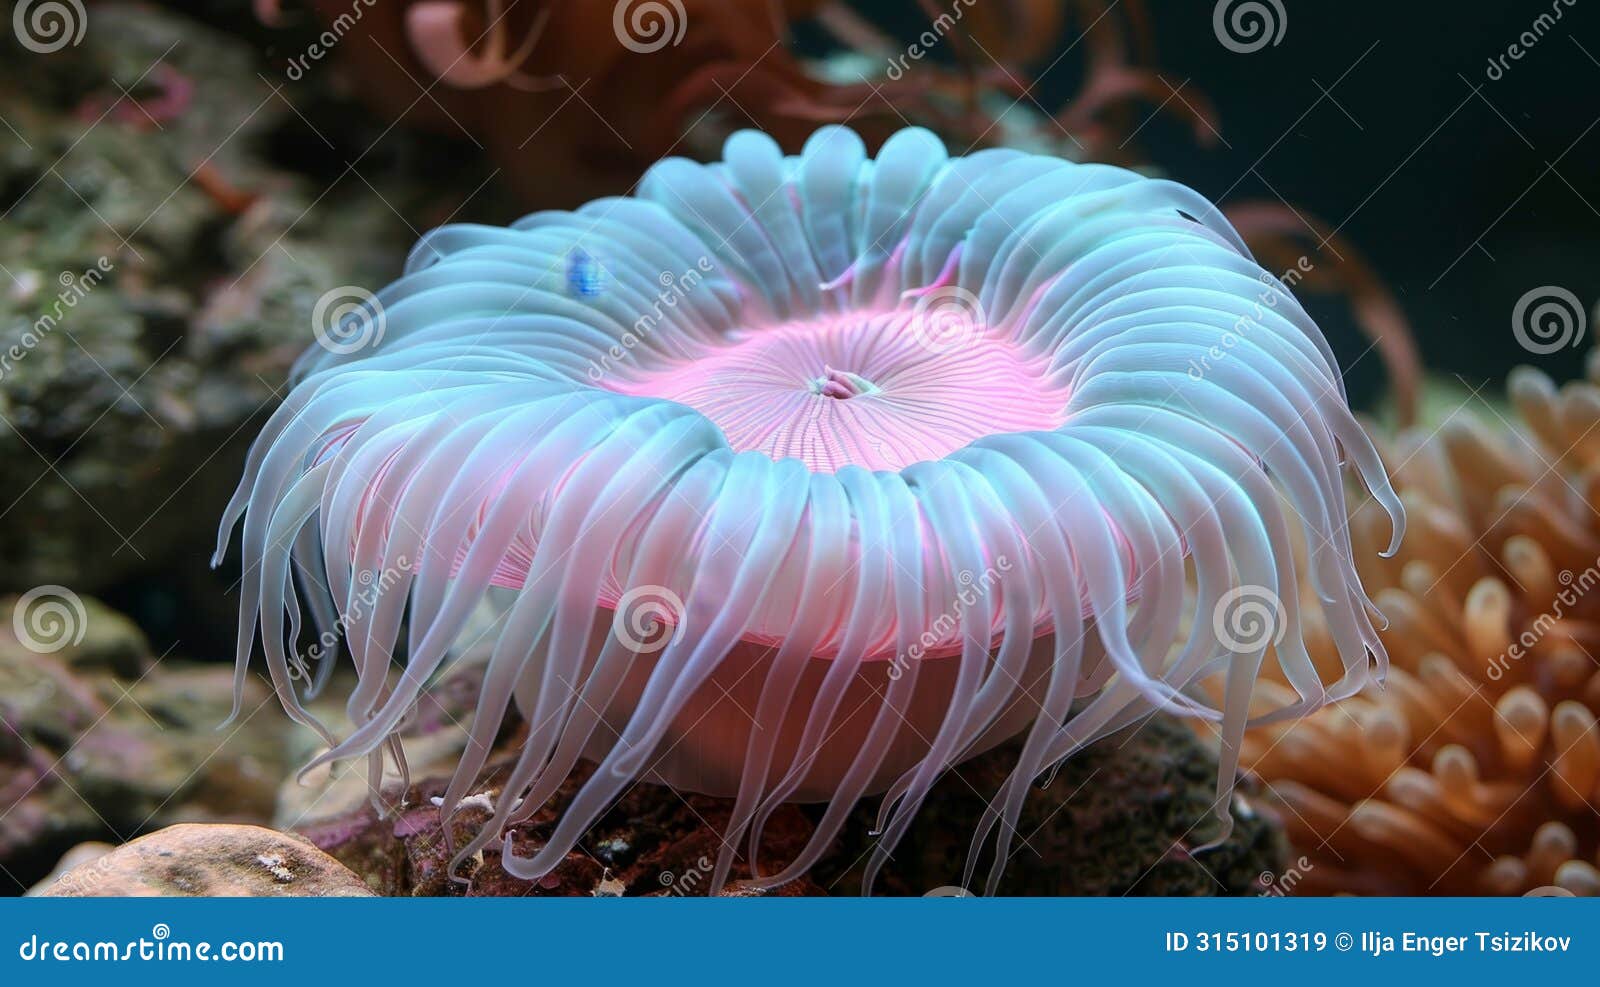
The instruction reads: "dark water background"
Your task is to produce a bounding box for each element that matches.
[827,1,1600,408]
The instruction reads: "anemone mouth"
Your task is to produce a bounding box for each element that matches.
[603,306,1070,474]
[219,124,1404,895]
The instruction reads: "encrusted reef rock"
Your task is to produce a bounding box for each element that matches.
[823,715,1288,896]
[0,592,294,889]
[289,701,1283,896]
[298,756,827,898]
[36,823,374,896]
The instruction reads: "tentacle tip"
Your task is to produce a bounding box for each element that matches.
[1192,811,1236,854]
[445,847,478,886]
[294,750,336,786]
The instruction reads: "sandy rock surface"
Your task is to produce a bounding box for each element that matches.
[36,823,374,897]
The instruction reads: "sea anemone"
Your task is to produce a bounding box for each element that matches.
[1241,360,1600,896]
[217,125,1402,893]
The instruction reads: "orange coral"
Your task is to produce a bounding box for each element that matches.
[1238,358,1600,895]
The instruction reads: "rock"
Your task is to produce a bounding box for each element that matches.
[24,841,114,896]
[292,710,1284,896]
[298,755,826,898]
[819,715,1289,896]
[51,597,149,677]
[36,824,374,896]
[0,593,297,888]
[287,657,823,896]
